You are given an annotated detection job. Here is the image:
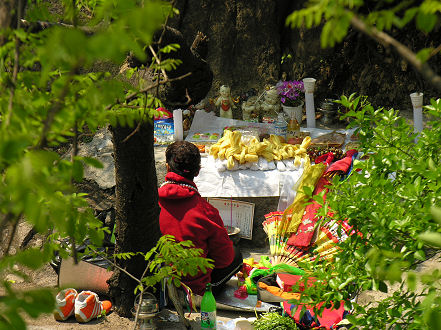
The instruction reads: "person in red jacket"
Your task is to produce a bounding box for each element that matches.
[158,141,243,296]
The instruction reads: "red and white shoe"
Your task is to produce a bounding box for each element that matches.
[53,288,78,321]
[74,291,112,323]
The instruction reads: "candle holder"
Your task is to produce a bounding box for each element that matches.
[410,92,423,108]
[132,292,159,330]
[303,78,316,93]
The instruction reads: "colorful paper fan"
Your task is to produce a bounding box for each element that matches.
[263,211,297,267]
[263,213,355,267]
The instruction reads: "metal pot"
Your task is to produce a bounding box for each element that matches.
[319,99,338,125]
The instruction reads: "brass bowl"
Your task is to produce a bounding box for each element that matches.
[225,226,241,245]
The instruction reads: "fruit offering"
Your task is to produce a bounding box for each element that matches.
[193,143,206,153]
[209,129,311,170]
[307,146,344,162]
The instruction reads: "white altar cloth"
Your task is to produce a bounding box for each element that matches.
[188,110,355,198]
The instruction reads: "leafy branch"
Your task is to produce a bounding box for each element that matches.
[287,1,441,92]
[36,68,78,149]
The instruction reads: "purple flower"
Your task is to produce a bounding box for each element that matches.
[276,80,304,107]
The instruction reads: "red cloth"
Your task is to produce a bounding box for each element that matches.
[314,152,334,165]
[153,107,172,120]
[288,150,357,247]
[276,273,318,292]
[282,300,346,329]
[158,172,234,295]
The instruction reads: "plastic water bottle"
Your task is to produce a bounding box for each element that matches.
[274,112,288,139]
[201,283,216,329]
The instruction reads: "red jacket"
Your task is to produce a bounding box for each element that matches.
[158,172,234,295]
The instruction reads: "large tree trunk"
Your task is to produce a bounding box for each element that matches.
[170,0,441,112]
[169,0,286,119]
[107,122,160,317]
[108,25,213,316]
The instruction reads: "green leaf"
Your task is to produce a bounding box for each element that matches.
[428,309,441,330]
[416,48,433,63]
[430,206,441,225]
[418,232,441,247]
[329,278,339,289]
[416,11,437,33]
[407,272,417,291]
[81,156,104,169]
[387,262,402,283]
[21,289,55,316]
[173,278,181,287]
[379,280,388,293]
[160,43,180,54]
[72,159,84,182]
[398,7,418,27]
[414,250,426,261]
[15,248,47,270]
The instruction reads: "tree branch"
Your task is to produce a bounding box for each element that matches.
[71,121,79,161]
[350,15,441,92]
[89,246,142,284]
[372,126,416,161]
[5,0,23,127]
[121,85,157,143]
[19,19,108,35]
[36,70,77,149]
[105,71,192,110]
[430,44,441,59]
[0,212,15,235]
[149,45,168,81]
[5,220,19,256]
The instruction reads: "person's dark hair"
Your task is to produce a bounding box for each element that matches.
[166,141,201,180]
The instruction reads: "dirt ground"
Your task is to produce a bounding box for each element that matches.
[6,106,435,329]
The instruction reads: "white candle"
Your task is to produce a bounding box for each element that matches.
[173,109,183,141]
[303,78,316,128]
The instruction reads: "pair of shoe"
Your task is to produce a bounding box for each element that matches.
[53,288,112,323]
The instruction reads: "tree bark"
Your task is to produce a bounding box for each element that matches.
[170,0,286,115]
[350,15,441,93]
[107,122,161,317]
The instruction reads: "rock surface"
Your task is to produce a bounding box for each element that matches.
[76,127,116,189]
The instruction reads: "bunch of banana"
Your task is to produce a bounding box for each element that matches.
[209,130,311,170]
[209,130,244,169]
[260,135,311,166]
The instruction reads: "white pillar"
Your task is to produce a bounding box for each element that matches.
[303,78,316,128]
[410,92,423,142]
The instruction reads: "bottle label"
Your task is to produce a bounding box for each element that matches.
[274,125,287,138]
[201,311,216,328]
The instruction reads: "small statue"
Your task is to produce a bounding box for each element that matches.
[259,86,281,118]
[242,96,259,121]
[215,85,235,119]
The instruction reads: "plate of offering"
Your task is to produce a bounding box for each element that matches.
[311,131,346,148]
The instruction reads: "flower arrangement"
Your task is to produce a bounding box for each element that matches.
[276,80,304,107]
